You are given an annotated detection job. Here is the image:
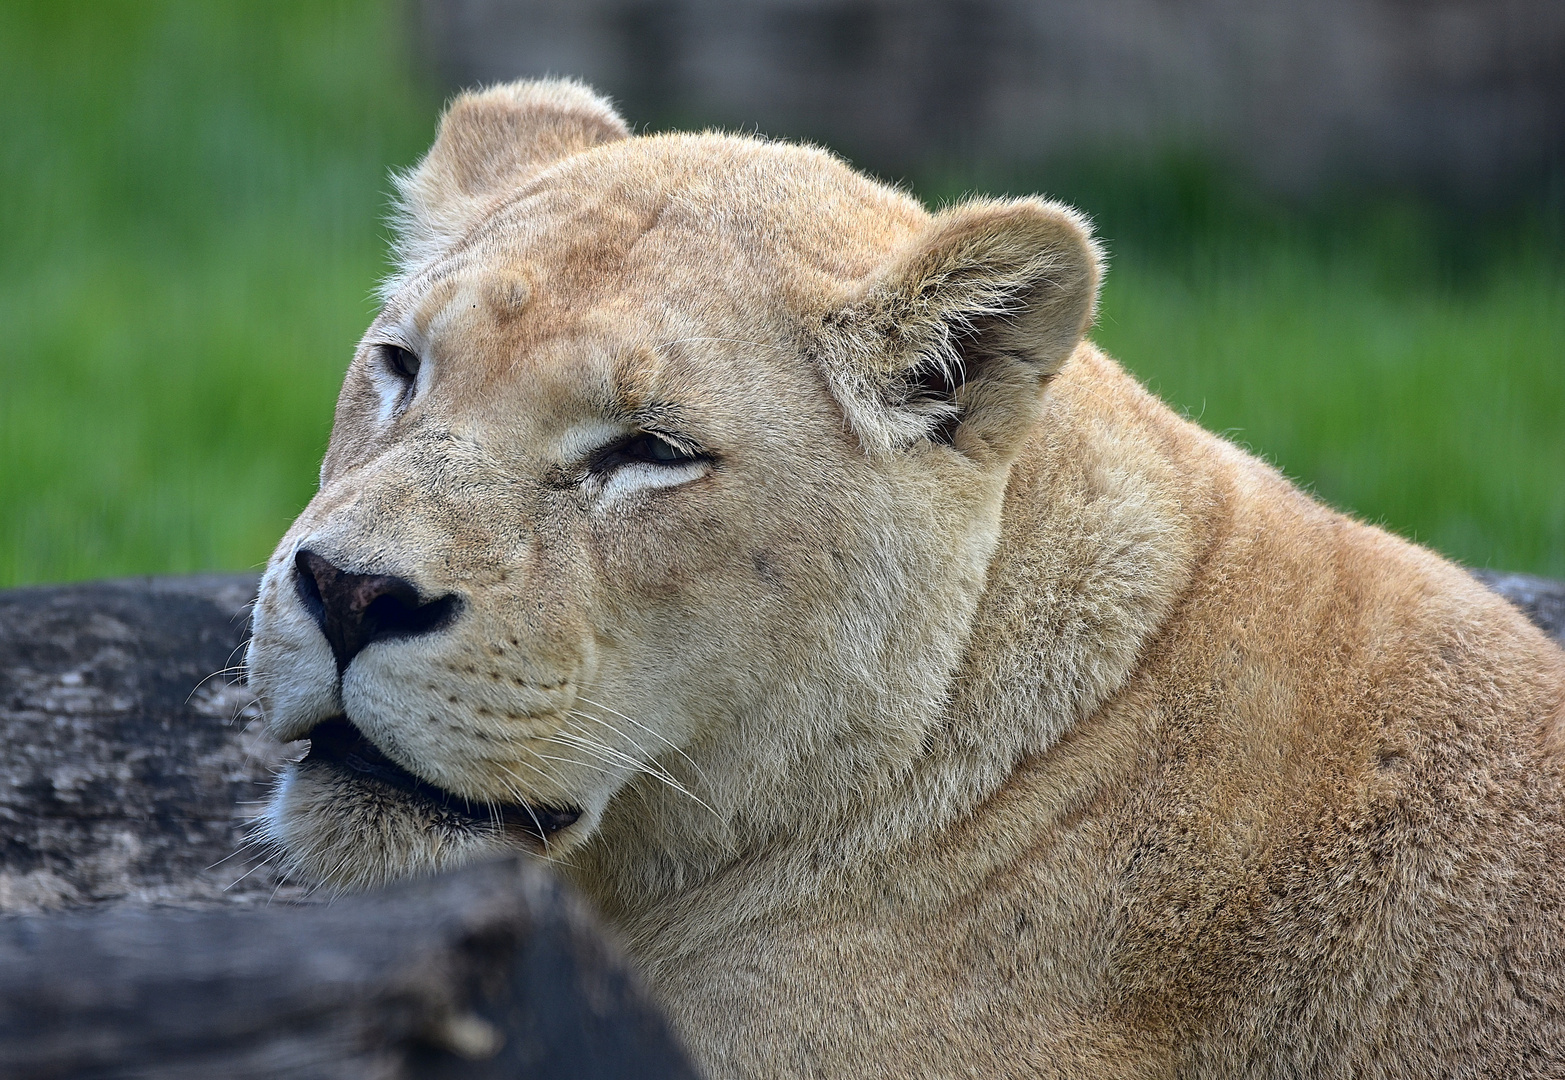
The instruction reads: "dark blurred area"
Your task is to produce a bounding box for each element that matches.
[414,0,1565,203]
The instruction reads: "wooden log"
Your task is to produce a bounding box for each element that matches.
[0,854,700,1079]
[0,574,290,911]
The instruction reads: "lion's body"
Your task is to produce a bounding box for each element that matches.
[606,349,1565,1077]
[245,80,1565,1077]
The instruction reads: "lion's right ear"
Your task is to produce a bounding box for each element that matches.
[809,197,1102,463]
[386,79,628,287]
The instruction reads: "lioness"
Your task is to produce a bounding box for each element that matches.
[247,79,1565,1077]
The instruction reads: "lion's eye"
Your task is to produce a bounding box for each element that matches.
[590,432,703,473]
[632,434,695,465]
[379,344,421,382]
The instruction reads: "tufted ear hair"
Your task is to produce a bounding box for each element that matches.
[385,79,629,291]
[811,197,1102,461]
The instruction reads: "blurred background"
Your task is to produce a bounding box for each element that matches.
[1,0,1561,587]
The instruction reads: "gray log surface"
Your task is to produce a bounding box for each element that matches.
[0,855,699,1079]
[1474,568,1565,645]
[0,574,286,912]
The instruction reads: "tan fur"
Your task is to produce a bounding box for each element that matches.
[247,80,1565,1078]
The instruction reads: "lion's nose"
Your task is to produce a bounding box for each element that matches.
[293,548,461,671]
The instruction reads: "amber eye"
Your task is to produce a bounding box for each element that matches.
[628,433,695,465]
[379,344,421,382]
[590,432,704,473]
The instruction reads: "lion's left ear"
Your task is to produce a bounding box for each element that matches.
[387,79,628,289]
[812,198,1101,460]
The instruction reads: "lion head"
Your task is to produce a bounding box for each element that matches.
[246,79,1100,894]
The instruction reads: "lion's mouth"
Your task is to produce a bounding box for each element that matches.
[301,717,581,840]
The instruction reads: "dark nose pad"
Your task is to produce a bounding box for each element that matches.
[293,548,461,672]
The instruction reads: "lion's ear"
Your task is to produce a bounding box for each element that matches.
[387,79,628,283]
[813,198,1101,460]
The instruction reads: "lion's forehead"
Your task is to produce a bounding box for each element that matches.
[389,134,927,338]
[374,277,799,456]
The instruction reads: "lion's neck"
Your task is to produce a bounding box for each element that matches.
[569,348,1219,929]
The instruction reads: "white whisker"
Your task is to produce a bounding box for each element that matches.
[547,731,718,818]
[222,852,274,892]
[562,711,668,775]
[574,693,710,785]
[551,730,667,779]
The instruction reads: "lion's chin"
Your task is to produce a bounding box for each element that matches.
[261,717,582,892]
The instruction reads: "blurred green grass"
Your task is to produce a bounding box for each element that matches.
[1,2,1561,587]
[0,0,435,586]
[1097,240,1565,579]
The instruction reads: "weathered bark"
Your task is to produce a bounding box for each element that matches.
[0,854,700,1079]
[0,574,288,912]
